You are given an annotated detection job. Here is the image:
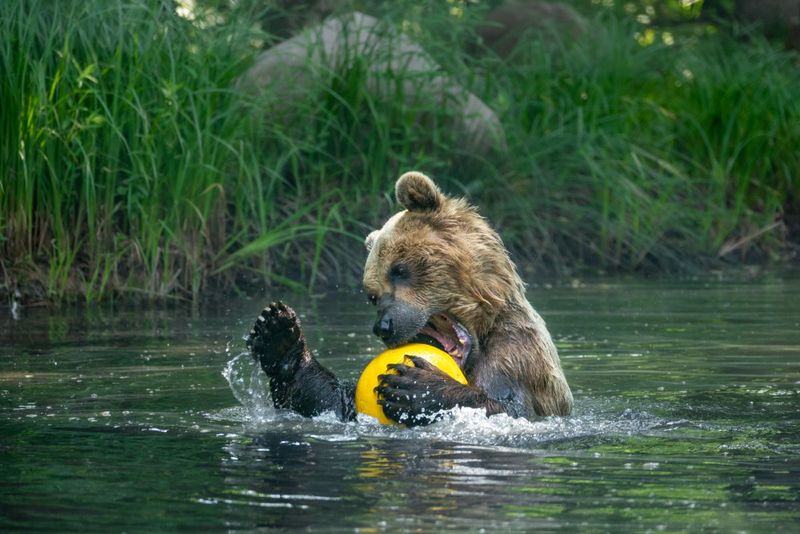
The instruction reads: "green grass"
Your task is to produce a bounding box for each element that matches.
[0,0,354,302]
[1,0,798,302]
[485,12,799,271]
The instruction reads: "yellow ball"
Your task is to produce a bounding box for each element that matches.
[355,343,468,425]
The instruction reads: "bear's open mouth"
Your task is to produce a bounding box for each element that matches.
[413,313,473,368]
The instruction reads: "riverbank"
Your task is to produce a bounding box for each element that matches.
[2,1,798,303]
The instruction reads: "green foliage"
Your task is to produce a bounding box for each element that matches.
[0,0,352,301]
[485,13,798,271]
[1,0,798,302]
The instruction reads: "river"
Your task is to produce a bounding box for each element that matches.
[2,276,799,531]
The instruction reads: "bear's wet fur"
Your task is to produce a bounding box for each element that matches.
[247,302,355,421]
[248,172,572,425]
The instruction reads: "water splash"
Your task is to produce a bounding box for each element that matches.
[339,406,677,449]
[221,352,277,423]
[221,353,680,448]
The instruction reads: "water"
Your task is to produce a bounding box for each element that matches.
[2,277,799,531]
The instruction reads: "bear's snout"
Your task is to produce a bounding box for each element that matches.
[372,299,429,348]
[373,316,394,342]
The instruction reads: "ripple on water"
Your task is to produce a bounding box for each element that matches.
[220,352,687,451]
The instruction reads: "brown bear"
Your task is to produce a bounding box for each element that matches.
[247,171,572,425]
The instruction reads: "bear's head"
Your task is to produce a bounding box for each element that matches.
[363,171,522,368]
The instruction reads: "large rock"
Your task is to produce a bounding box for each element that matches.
[735,0,799,29]
[238,12,506,154]
[735,0,800,49]
[477,0,587,58]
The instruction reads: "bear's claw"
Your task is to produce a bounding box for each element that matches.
[247,301,307,379]
[375,355,495,427]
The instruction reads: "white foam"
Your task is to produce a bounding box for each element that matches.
[222,352,278,423]
[221,353,676,448]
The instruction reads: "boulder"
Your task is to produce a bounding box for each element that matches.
[477,0,587,58]
[238,12,506,154]
[735,0,800,49]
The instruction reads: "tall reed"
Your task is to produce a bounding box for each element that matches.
[478,12,798,272]
[0,0,348,301]
[1,1,797,302]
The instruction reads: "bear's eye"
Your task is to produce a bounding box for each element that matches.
[389,263,410,282]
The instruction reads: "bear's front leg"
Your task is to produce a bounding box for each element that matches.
[246,302,356,421]
[375,356,504,426]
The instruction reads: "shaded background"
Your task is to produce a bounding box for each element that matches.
[1,0,798,303]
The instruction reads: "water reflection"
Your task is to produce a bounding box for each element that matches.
[216,429,560,531]
[1,277,799,531]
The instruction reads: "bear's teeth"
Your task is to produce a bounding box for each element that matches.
[257,315,266,322]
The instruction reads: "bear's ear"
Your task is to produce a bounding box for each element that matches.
[364,230,379,252]
[395,171,444,212]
